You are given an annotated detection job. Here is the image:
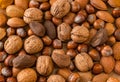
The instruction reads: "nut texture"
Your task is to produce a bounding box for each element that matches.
[47,75,65,82]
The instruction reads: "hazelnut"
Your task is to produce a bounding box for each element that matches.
[1,67,12,77]
[67,40,78,49]
[101,45,113,56]
[114,29,120,41]
[77,44,88,53]
[112,7,120,17]
[42,36,52,46]
[92,63,103,74]
[44,11,52,20]
[68,72,81,82]
[39,2,50,10]
[66,49,77,59]
[105,23,115,36]
[29,0,40,8]
[115,17,120,29]
[71,1,80,12]
[93,19,105,29]
[114,61,120,75]
[53,39,62,49]
[86,4,95,14]
[16,28,26,38]
[89,49,100,61]
[6,27,15,36]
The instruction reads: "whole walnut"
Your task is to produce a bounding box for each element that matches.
[4,35,23,54]
[71,26,89,43]
[57,23,72,41]
[24,35,43,54]
[17,68,37,82]
[75,53,93,72]
[47,75,65,82]
[50,0,70,18]
[24,8,43,23]
[36,56,54,76]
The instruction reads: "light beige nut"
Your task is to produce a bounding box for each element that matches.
[0,28,6,40]
[6,5,24,17]
[96,11,114,23]
[24,8,43,23]
[50,0,70,18]
[4,35,23,54]
[7,17,26,28]
[90,0,107,10]
[75,53,93,72]
[17,68,37,82]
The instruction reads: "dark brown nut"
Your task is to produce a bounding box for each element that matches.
[57,68,72,79]
[16,28,26,38]
[90,0,107,10]
[114,29,120,41]
[67,40,78,49]
[0,13,7,26]
[113,42,120,60]
[68,72,80,82]
[15,0,29,10]
[29,0,40,8]
[44,20,56,39]
[42,47,52,56]
[91,28,108,47]
[96,11,114,23]
[47,75,65,82]
[66,49,77,59]
[7,27,15,36]
[52,49,71,67]
[71,26,89,43]
[4,55,15,66]
[52,17,62,26]
[78,72,93,82]
[75,0,88,9]
[92,63,103,74]
[63,12,76,25]
[75,53,94,72]
[44,11,52,20]
[112,7,120,17]
[105,23,115,36]
[17,68,37,82]
[100,56,115,73]
[107,36,116,46]
[101,45,113,56]
[12,67,21,77]
[42,36,52,46]
[115,17,120,29]
[1,67,12,77]
[114,61,120,74]
[53,39,62,49]
[13,55,36,68]
[89,49,100,61]
[0,51,7,62]
[38,76,46,82]
[93,19,105,29]
[0,28,6,40]
[86,4,95,14]
[36,56,54,76]
[0,75,5,82]
[29,21,45,37]
[74,14,85,24]
[57,23,71,41]
[24,8,43,23]
[92,73,109,82]
[7,77,17,82]
[71,1,80,13]
[77,44,88,53]
[4,35,23,54]
[0,41,4,51]
[24,35,43,54]
[7,17,26,28]
[27,29,34,36]
[50,0,70,18]
[39,2,50,10]
[87,14,96,25]
[6,5,24,17]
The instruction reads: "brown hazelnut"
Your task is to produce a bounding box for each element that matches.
[29,0,40,8]
[93,19,105,29]
[75,0,88,9]
[68,72,81,82]
[114,29,120,41]
[47,75,65,82]
[74,14,85,24]
[101,45,113,56]
[27,29,34,36]
[38,76,47,82]
[4,55,15,66]
[86,4,95,14]
[12,67,21,77]
[1,67,12,77]
[16,28,26,38]
[67,41,78,49]
[87,14,96,25]
[42,47,52,56]
[39,2,50,11]
[77,44,88,53]
[53,39,62,49]
[42,36,52,46]
[92,63,103,74]
[69,61,75,71]
[66,49,77,59]
[81,22,90,29]
[52,17,62,26]
[44,11,52,20]
[115,17,120,29]
[112,7,120,17]
[0,51,7,62]
[71,1,80,12]
[107,36,116,46]
[7,27,15,36]
[105,23,115,36]
[7,77,17,82]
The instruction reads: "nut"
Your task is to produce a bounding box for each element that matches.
[113,42,120,60]
[114,61,120,74]
[0,13,7,26]
[108,0,120,7]
[0,28,6,40]
[105,23,115,36]
[75,0,88,9]
[47,75,65,82]
[75,52,94,72]
[24,35,43,54]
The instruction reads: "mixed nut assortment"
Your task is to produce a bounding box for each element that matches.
[0,0,120,82]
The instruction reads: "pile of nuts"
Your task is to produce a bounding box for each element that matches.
[0,0,120,82]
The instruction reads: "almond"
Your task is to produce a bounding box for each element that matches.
[113,42,120,60]
[100,56,115,73]
[90,0,107,10]
[75,0,88,9]
[96,11,114,23]
[0,28,6,40]
[108,0,120,7]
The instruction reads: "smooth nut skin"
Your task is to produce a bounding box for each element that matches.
[114,29,120,41]
[113,42,120,60]
[4,55,15,66]
[0,13,7,26]
[4,35,23,54]
[24,8,43,23]
[71,1,80,13]
[71,26,89,43]
[0,28,6,40]
[6,5,24,17]
[114,61,120,74]
[68,72,80,82]
[50,0,70,18]
[115,18,120,29]
[24,35,43,54]
[16,28,26,38]
[108,0,120,7]
[107,77,119,82]
[1,67,12,77]
[57,23,72,41]
[7,27,15,36]
[92,63,103,74]
[52,49,71,67]
[42,36,52,46]
[53,39,62,49]
[29,0,40,8]
[75,53,93,72]
[36,56,54,76]
[17,68,37,82]
[101,45,113,56]
[47,75,65,82]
